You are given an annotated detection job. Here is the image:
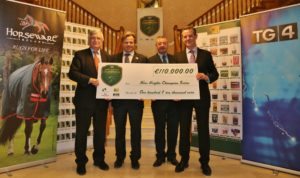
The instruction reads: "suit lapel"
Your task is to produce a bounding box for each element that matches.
[182,51,189,63]
[196,48,205,64]
[131,53,140,63]
[195,48,200,63]
[115,53,123,63]
[90,50,98,73]
[100,50,106,62]
[167,54,175,63]
[156,54,163,63]
[86,49,98,74]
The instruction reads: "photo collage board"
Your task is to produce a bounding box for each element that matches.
[57,22,100,153]
[193,20,243,142]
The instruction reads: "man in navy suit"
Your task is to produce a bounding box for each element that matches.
[174,27,219,176]
[148,36,179,167]
[68,29,110,175]
[110,31,148,170]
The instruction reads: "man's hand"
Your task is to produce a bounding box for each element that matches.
[196,73,208,81]
[89,78,99,86]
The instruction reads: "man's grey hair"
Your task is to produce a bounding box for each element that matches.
[88,29,104,42]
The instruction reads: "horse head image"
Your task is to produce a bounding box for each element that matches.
[33,57,53,99]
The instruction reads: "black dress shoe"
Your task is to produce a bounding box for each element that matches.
[153,158,165,167]
[76,165,86,175]
[114,159,124,168]
[201,164,212,176]
[175,160,188,173]
[167,158,179,166]
[94,161,109,170]
[131,160,140,170]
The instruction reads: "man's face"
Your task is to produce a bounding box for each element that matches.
[182,29,197,49]
[156,37,168,54]
[122,36,135,53]
[89,32,103,50]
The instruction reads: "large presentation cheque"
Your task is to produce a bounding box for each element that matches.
[96,63,200,99]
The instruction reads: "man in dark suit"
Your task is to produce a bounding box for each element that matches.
[174,27,219,176]
[68,29,110,175]
[148,36,179,167]
[111,31,147,170]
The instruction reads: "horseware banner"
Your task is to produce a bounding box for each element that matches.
[96,63,200,99]
[0,0,65,172]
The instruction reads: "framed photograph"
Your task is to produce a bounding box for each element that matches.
[220,47,228,55]
[219,36,228,45]
[230,34,239,43]
[211,127,218,134]
[232,55,240,65]
[220,70,229,78]
[212,114,218,123]
[137,0,162,8]
[209,37,218,46]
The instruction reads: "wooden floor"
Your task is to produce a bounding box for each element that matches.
[0,139,298,178]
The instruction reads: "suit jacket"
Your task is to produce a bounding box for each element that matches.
[111,52,148,64]
[68,48,110,108]
[148,53,176,64]
[148,53,177,106]
[175,48,219,105]
[110,51,148,107]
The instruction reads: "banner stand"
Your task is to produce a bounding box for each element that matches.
[241,159,300,176]
[191,147,241,159]
[241,4,300,175]
[0,158,55,173]
[0,0,65,172]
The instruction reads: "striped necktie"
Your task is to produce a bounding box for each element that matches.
[124,53,130,63]
[189,50,195,63]
[93,51,99,70]
[162,54,167,63]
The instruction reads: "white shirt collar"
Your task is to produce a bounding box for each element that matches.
[186,47,197,55]
[91,48,100,54]
[123,51,134,56]
[158,53,167,58]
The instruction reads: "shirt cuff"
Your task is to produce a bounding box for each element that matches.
[206,77,210,83]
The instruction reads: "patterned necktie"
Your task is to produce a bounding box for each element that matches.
[162,54,167,63]
[189,50,195,63]
[124,53,130,63]
[93,51,99,71]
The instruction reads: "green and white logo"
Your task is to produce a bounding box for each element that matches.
[101,65,122,86]
[140,16,159,36]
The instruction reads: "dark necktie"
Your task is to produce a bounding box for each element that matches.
[124,53,130,63]
[93,51,99,70]
[189,50,195,63]
[162,54,167,63]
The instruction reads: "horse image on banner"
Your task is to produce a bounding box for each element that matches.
[18,14,50,34]
[0,57,53,155]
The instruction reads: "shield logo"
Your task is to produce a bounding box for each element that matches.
[140,16,160,36]
[101,65,122,86]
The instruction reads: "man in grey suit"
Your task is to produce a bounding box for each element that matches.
[174,27,219,176]
[68,29,110,175]
[148,36,179,167]
[110,31,148,170]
